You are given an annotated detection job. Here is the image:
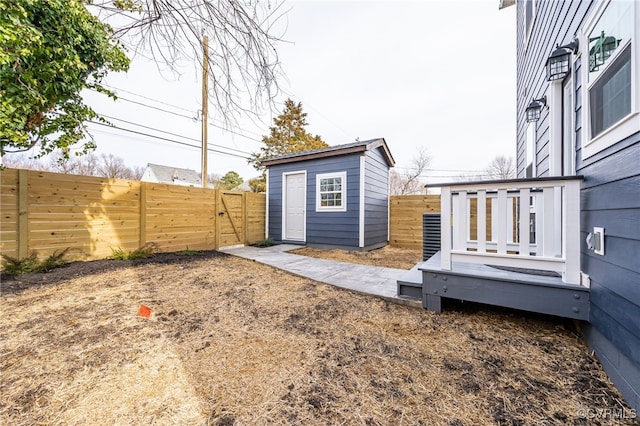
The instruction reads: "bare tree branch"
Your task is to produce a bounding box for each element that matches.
[484,155,516,180]
[390,146,431,195]
[89,1,287,126]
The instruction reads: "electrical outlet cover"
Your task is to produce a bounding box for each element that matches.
[594,227,605,256]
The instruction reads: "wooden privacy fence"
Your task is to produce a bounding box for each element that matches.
[389,195,441,249]
[388,194,496,250]
[1,168,497,260]
[0,168,266,260]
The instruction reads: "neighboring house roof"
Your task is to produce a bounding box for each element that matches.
[261,138,395,167]
[143,163,201,186]
[498,0,515,10]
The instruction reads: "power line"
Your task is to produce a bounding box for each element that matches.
[88,121,250,160]
[394,166,485,173]
[101,83,195,113]
[108,83,266,138]
[113,95,264,142]
[99,114,253,155]
[93,85,266,139]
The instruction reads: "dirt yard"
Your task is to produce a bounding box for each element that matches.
[290,246,423,270]
[1,248,637,425]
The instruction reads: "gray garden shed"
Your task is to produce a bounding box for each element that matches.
[262,138,395,251]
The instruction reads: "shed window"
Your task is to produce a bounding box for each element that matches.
[316,172,347,212]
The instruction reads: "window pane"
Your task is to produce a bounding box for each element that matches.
[590,45,631,137]
[317,174,345,210]
[525,0,533,35]
[588,0,632,76]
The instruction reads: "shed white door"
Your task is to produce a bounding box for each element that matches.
[284,172,306,241]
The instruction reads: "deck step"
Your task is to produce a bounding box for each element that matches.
[396,264,424,300]
[417,252,591,321]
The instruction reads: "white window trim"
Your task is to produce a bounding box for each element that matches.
[548,69,577,176]
[562,73,576,175]
[358,156,365,248]
[548,80,564,176]
[315,171,347,212]
[265,169,270,239]
[525,121,537,177]
[580,0,640,159]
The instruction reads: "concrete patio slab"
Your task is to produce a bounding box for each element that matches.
[220,244,421,307]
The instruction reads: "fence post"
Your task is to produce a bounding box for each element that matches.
[214,189,221,249]
[242,192,248,245]
[139,182,147,249]
[18,169,28,259]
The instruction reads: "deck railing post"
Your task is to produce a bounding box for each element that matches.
[455,190,468,251]
[477,190,487,253]
[429,177,583,283]
[563,180,581,284]
[496,190,508,254]
[440,186,452,270]
[518,188,530,255]
[541,187,555,257]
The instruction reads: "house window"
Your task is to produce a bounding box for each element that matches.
[316,172,347,212]
[589,45,631,137]
[582,0,638,158]
[523,0,536,49]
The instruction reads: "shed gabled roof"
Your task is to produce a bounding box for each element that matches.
[261,138,395,167]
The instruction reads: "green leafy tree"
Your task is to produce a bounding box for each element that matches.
[249,99,328,174]
[0,0,130,157]
[217,171,243,190]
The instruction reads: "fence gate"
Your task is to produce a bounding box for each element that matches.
[217,191,245,248]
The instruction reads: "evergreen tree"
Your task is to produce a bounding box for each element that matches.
[249,99,328,173]
[217,171,243,190]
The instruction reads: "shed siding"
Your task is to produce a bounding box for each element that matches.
[363,149,389,248]
[268,154,361,248]
[305,155,360,248]
[516,0,640,410]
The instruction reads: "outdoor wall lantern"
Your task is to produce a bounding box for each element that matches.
[589,31,620,72]
[546,39,579,81]
[525,96,547,123]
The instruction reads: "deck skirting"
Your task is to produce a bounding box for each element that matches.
[416,252,590,321]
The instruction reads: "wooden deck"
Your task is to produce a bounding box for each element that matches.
[398,252,590,321]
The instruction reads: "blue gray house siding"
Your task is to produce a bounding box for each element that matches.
[267,149,390,250]
[363,148,390,248]
[515,0,640,410]
[580,134,640,411]
[304,155,360,248]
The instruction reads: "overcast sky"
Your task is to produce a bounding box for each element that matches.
[82,0,517,183]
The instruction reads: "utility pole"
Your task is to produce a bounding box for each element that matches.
[201,34,209,188]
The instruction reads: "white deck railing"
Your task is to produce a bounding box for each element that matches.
[436,177,582,284]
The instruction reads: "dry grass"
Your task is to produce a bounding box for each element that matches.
[290,245,423,270]
[1,251,636,425]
